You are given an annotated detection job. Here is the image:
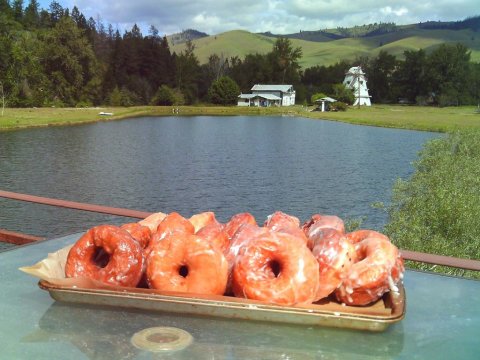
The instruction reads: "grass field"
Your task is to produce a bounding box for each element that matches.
[170,28,480,67]
[1,105,479,133]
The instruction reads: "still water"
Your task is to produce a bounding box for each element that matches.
[0,116,437,238]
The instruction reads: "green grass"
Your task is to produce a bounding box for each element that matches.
[1,105,479,133]
[385,129,480,278]
[170,28,480,67]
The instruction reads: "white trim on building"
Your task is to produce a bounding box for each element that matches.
[237,84,296,107]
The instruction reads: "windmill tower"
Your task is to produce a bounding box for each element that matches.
[343,66,371,106]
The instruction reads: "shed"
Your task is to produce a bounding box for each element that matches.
[314,97,337,112]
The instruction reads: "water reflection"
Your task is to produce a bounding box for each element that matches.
[26,302,405,359]
[0,116,437,238]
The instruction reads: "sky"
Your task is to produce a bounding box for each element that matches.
[37,0,479,36]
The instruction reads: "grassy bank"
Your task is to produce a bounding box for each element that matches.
[385,129,480,278]
[1,105,479,132]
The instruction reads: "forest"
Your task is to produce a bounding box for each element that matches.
[1,1,479,108]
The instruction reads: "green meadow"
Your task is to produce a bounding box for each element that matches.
[1,105,479,133]
[171,28,480,67]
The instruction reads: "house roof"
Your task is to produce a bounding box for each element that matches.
[251,84,293,93]
[238,93,282,100]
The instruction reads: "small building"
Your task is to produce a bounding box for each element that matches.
[237,84,295,107]
[314,97,337,112]
[343,67,371,106]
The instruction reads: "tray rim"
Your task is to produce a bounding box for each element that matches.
[38,279,406,331]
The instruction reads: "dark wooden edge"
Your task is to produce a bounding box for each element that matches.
[2,190,480,271]
[0,190,152,219]
[400,249,480,272]
[0,228,45,244]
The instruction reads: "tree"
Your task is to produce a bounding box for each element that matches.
[207,76,240,105]
[365,50,397,102]
[393,49,427,103]
[268,37,302,83]
[425,43,471,106]
[0,81,6,115]
[40,16,100,106]
[12,0,24,23]
[175,40,200,104]
[332,83,355,104]
[24,0,40,29]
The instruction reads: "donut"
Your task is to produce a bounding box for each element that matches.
[138,212,167,233]
[232,230,319,305]
[335,235,404,306]
[224,212,257,239]
[225,223,267,294]
[196,222,229,253]
[345,229,389,244]
[303,214,345,236]
[150,212,195,243]
[312,233,357,300]
[120,223,152,249]
[146,232,228,295]
[264,211,301,230]
[264,211,309,246]
[302,214,346,250]
[65,225,144,287]
[189,211,217,233]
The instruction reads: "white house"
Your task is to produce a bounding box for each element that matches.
[343,67,371,106]
[238,84,296,107]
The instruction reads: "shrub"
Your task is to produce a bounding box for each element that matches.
[208,76,240,105]
[332,101,347,111]
[385,130,480,278]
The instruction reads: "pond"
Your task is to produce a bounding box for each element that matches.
[0,115,438,238]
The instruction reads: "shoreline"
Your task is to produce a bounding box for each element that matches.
[0,105,479,133]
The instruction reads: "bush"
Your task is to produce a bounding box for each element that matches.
[151,85,175,106]
[385,130,480,278]
[208,76,240,105]
[332,101,347,111]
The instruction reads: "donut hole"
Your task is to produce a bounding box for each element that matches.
[92,247,110,268]
[269,260,282,277]
[178,265,189,278]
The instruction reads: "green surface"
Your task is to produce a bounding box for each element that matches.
[170,28,480,67]
[1,105,480,133]
[1,234,479,359]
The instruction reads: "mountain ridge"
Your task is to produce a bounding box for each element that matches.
[169,16,480,67]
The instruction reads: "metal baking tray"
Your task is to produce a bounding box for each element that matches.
[39,279,405,332]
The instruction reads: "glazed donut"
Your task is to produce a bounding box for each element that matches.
[120,223,152,249]
[138,212,167,233]
[225,223,267,294]
[345,229,389,244]
[146,232,228,295]
[303,214,345,236]
[264,211,301,230]
[150,212,195,244]
[65,225,143,287]
[303,214,346,250]
[224,212,257,239]
[264,211,309,246]
[312,234,357,300]
[233,230,319,305]
[196,222,229,253]
[335,235,404,306]
[189,211,217,233]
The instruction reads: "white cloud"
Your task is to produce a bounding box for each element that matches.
[40,0,479,35]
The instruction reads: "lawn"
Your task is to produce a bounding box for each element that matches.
[1,105,479,133]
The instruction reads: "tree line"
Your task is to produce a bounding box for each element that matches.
[1,1,479,108]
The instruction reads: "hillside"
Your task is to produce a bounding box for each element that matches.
[170,21,480,67]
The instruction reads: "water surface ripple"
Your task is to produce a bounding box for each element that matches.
[0,115,437,238]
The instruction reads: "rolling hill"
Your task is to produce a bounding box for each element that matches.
[170,20,480,68]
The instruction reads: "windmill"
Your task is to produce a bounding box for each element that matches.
[343,66,372,106]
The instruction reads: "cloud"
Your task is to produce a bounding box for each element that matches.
[49,0,478,35]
